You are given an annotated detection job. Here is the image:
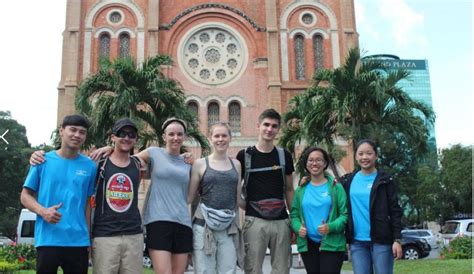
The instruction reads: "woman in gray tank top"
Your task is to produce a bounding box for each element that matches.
[188,122,245,274]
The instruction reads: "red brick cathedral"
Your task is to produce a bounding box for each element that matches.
[57,0,358,161]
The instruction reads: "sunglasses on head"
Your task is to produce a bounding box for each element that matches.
[116,130,137,139]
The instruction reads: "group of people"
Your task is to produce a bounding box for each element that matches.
[23,108,403,274]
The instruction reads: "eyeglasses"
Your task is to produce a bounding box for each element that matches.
[308,158,326,165]
[116,130,137,139]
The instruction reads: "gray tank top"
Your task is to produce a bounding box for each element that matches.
[143,147,191,228]
[199,157,239,210]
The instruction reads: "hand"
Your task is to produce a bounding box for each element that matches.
[30,150,46,166]
[298,225,307,238]
[40,203,63,224]
[317,223,329,235]
[299,176,309,186]
[392,241,403,260]
[182,152,194,165]
[89,146,113,161]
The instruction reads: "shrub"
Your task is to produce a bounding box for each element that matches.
[0,243,36,269]
[441,236,473,259]
[0,260,19,272]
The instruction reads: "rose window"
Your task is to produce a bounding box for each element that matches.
[180,26,247,86]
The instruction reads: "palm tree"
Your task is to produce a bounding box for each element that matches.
[280,48,435,179]
[75,56,209,153]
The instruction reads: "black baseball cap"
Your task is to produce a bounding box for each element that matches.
[112,118,138,134]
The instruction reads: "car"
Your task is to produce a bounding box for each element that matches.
[0,236,13,247]
[440,219,474,245]
[401,233,431,260]
[16,208,36,245]
[402,229,438,249]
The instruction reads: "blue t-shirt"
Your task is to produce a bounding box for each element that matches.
[23,151,97,247]
[302,182,331,243]
[350,171,377,241]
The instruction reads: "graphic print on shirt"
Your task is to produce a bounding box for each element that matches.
[106,172,134,213]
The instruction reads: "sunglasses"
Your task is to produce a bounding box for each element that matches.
[116,130,137,139]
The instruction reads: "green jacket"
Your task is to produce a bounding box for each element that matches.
[290,175,348,252]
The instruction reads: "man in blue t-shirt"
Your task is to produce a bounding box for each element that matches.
[21,114,97,274]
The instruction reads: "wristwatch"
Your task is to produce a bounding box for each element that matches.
[394,239,401,244]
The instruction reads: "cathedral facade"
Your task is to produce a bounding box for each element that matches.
[57,0,358,164]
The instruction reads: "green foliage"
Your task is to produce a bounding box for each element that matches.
[441,236,473,259]
[0,111,32,237]
[75,56,209,154]
[439,145,472,217]
[0,260,19,272]
[280,48,435,186]
[0,244,36,270]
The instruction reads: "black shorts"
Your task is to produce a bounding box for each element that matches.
[36,246,88,274]
[146,221,192,253]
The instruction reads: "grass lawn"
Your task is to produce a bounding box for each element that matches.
[342,259,473,274]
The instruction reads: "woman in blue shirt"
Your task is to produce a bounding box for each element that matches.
[340,139,403,274]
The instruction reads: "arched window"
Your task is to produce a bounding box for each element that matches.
[313,34,324,71]
[207,102,219,129]
[228,101,241,136]
[187,101,199,117]
[294,34,306,80]
[99,33,110,60]
[119,33,130,58]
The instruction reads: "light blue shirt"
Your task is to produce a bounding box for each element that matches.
[350,171,377,241]
[23,151,96,247]
[302,182,331,243]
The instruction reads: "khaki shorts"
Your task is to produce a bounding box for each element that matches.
[92,233,144,274]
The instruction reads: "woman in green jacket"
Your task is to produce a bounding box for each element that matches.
[290,147,348,274]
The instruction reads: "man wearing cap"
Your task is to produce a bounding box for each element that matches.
[21,114,97,274]
[29,118,145,274]
[90,118,144,274]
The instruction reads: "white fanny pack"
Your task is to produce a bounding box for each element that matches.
[199,203,235,231]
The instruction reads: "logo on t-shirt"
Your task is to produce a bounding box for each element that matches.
[105,173,134,213]
[321,191,329,197]
[367,183,373,189]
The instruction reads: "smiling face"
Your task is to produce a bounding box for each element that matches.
[210,124,231,153]
[306,150,327,178]
[162,122,185,152]
[111,126,137,153]
[60,125,87,150]
[257,118,280,142]
[355,142,378,171]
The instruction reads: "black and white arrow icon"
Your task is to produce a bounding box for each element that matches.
[0,129,9,145]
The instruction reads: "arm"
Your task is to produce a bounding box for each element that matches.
[187,159,204,204]
[21,188,62,224]
[86,199,92,239]
[285,174,294,211]
[136,149,151,165]
[29,150,46,166]
[289,187,306,237]
[234,160,246,210]
[387,176,403,259]
[89,146,113,161]
[327,184,348,234]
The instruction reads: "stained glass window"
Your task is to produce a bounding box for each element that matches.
[119,33,130,58]
[208,102,219,129]
[313,34,324,71]
[294,34,305,80]
[187,101,199,117]
[228,102,241,136]
[99,33,110,60]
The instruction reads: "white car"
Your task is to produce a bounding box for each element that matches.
[0,236,13,247]
[441,219,474,245]
[401,229,438,249]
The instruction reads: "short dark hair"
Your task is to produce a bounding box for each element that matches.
[258,108,281,125]
[300,146,330,173]
[355,139,378,156]
[61,114,91,129]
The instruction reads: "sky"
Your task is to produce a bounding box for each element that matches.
[0,0,472,149]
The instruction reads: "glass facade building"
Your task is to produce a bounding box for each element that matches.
[365,54,437,151]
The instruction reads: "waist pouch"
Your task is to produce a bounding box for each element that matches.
[249,198,286,219]
[199,203,235,231]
